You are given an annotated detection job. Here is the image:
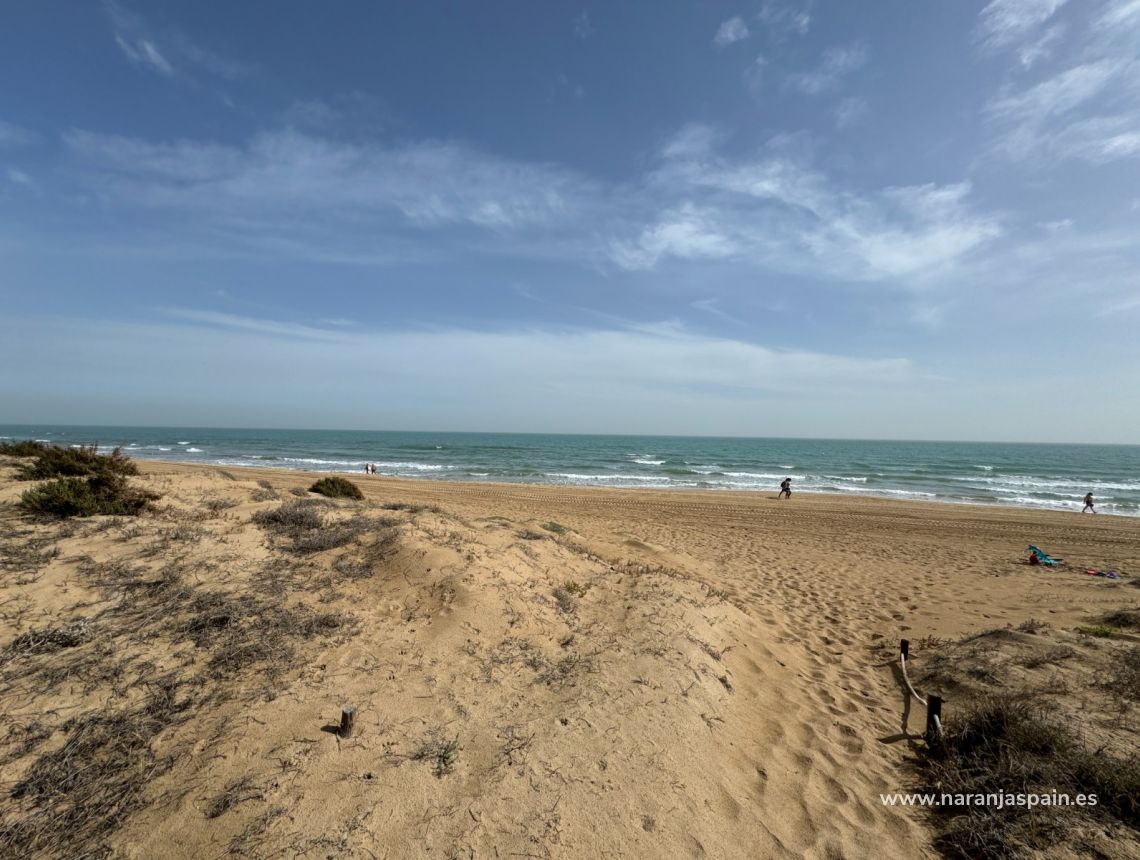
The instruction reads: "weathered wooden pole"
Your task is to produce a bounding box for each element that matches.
[925,694,942,745]
[339,705,356,738]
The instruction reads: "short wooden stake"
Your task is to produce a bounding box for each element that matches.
[339,705,356,739]
[900,639,910,660]
[925,694,942,744]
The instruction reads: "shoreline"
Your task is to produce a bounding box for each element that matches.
[138,457,1138,522]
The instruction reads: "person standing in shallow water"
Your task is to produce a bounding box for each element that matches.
[779,477,792,499]
[1082,492,1095,513]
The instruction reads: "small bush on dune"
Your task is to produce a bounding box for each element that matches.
[251,500,326,533]
[309,476,364,500]
[18,474,157,518]
[11,443,138,481]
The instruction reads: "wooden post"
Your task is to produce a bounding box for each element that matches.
[339,705,356,739]
[925,694,942,744]
[900,639,909,660]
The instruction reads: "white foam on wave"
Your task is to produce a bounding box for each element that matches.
[953,474,1140,492]
[632,458,665,465]
[178,441,191,445]
[375,461,445,472]
[186,448,203,453]
[974,465,994,471]
[548,473,666,483]
[823,475,868,483]
[723,471,804,481]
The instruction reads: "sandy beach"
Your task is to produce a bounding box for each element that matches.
[2,458,1138,859]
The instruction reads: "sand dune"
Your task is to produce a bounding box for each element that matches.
[2,460,1138,858]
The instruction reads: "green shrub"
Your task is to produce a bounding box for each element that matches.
[19,474,157,518]
[13,443,138,481]
[0,440,51,457]
[308,476,364,500]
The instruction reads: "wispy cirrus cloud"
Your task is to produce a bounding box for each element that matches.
[982,1,1140,166]
[787,43,868,95]
[104,0,252,82]
[976,0,1069,50]
[65,127,592,237]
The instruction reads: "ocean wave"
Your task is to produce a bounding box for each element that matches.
[547,473,668,483]
[178,441,191,445]
[632,458,666,465]
[952,475,1140,492]
[374,461,446,472]
[186,447,204,453]
[823,475,868,483]
[723,471,804,481]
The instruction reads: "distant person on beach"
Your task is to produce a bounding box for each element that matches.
[779,477,792,499]
[1082,492,1095,513]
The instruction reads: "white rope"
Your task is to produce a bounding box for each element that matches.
[899,651,927,707]
[932,713,944,740]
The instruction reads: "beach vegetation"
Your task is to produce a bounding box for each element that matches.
[1075,624,1119,638]
[0,440,52,457]
[309,476,364,500]
[552,586,575,612]
[18,474,157,518]
[562,580,589,597]
[381,501,442,514]
[412,733,461,777]
[540,521,568,534]
[921,695,1140,858]
[1100,608,1140,629]
[10,443,138,481]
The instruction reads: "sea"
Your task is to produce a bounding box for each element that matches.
[3,425,1139,517]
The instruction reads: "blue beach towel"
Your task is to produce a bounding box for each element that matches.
[1028,544,1062,566]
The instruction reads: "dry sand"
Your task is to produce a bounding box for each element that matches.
[2,459,1138,859]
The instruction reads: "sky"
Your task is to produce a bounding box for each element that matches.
[1,0,1139,443]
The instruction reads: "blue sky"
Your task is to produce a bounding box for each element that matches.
[2,0,1138,442]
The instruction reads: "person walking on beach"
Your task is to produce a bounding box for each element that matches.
[1082,492,1095,513]
[779,477,792,500]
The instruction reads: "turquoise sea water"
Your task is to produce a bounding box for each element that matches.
[3,425,1139,516]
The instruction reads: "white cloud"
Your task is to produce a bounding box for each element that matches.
[1017,23,1065,68]
[7,168,33,187]
[105,0,251,81]
[60,121,1000,287]
[620,139,1001,281]
[755,2,811,41]
[976,0,1068,50]
[65,128,590,236]
[714,17,750,47]
[611,203,738,269]
[114,34,175,76]
[987,60,1120,122]
[788,43,868,95]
